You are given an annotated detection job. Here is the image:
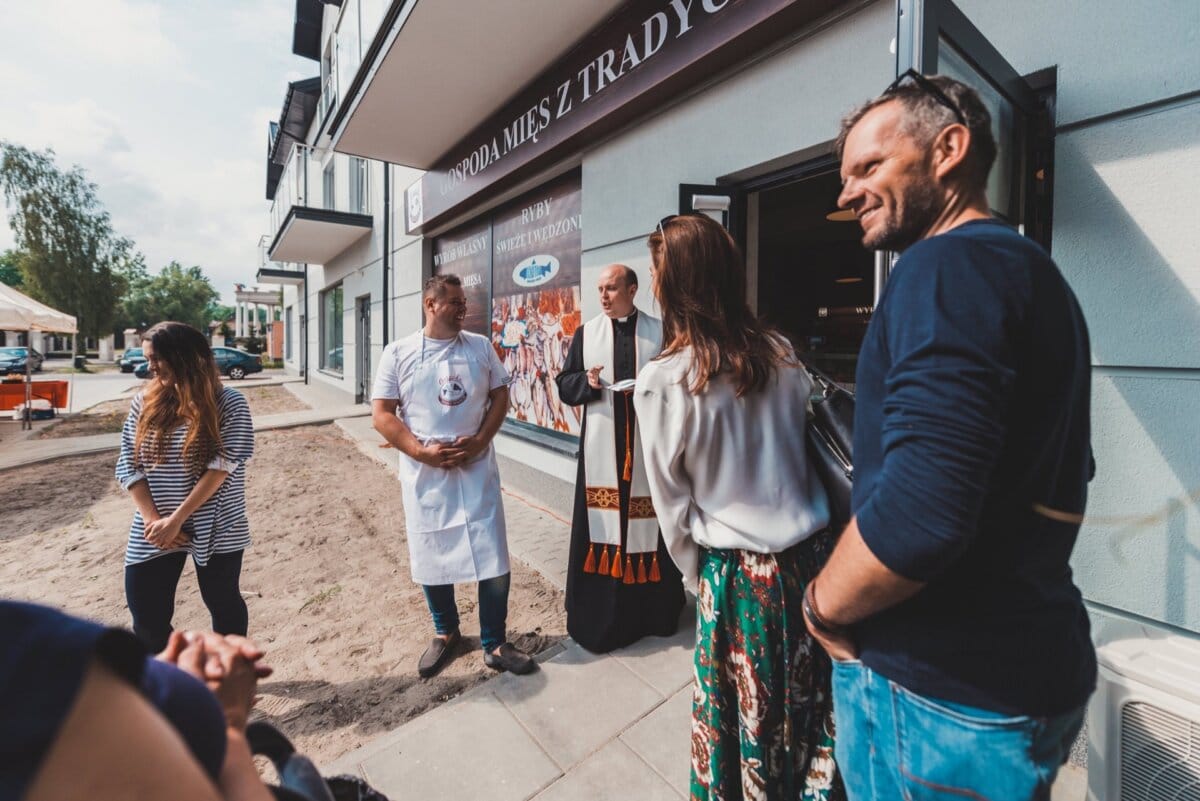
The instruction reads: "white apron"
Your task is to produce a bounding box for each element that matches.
[397,334,510,586]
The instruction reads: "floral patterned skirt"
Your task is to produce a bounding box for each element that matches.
[690,532,844,801]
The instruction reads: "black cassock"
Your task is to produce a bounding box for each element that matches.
[555,312,685,653]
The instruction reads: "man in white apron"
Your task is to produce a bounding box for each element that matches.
[371,274,535,678]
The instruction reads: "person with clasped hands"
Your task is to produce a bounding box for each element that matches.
[804,72,1096,801]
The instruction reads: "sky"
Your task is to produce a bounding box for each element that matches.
[0,0,314,305]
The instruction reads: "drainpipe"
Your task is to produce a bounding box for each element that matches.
[382,163,390,344]
[303,264,309,385]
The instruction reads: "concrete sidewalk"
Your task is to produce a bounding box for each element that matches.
[329,413,1088,801]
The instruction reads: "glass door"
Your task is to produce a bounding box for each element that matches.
[894,0,1045,238]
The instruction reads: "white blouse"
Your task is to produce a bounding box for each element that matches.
[633,347,830,582]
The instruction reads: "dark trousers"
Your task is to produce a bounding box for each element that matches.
[125,550,248,653]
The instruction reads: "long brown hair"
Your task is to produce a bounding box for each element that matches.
[134,321,223,476]
[647,214,790,396]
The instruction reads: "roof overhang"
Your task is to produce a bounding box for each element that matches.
[266,77,322,200]
[256,267,306,287]
[292,0,324,60]
[330,0,627,168]
[267,207,373,264]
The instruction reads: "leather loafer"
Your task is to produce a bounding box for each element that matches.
[418,631,460,678]
[483,642,536,675]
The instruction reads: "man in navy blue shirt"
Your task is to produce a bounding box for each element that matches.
[803,73,1095,800]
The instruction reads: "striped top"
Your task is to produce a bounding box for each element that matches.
[115,387,254,566]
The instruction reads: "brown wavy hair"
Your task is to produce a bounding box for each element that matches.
[134,321,223,476]
[647,214,791,396]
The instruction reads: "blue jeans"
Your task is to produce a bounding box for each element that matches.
[831,660,1085,801]
[422,572,510,654]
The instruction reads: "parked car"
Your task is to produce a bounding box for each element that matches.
[326,347,343,371]
[119,347,147,373]
[135,347,263,380]
[0,347,44,375]
[212,347,263,380]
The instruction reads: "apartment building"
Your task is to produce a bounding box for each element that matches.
[258,2,1200,795]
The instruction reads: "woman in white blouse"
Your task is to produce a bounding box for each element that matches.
[634,214,843,801]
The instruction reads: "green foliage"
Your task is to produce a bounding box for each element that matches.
[206,302,235,325]
[0,143,131,348]
[121,261,220,332]
[0,249,24,287]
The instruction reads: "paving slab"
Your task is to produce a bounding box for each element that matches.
[533,738,680,801]
[492,640,666,771]
[610,599,696,697]
[356,689,562,801]
[620,686,692,798]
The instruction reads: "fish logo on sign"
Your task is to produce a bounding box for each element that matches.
[512,255,560,288]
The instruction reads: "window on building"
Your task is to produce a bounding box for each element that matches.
[350,158,369,214]
[323,161,335,210]
[320,284,344,373]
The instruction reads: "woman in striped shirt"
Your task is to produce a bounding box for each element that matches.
[115,322,255,653]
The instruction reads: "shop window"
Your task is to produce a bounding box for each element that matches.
[432,171,583,441]
[320,284,344,374]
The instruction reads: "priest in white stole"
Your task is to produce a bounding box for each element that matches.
[555,264,685,653]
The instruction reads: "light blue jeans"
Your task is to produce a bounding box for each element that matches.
[831,660,1085,801]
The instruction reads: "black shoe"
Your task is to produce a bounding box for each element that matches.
[418,631,460,678]
[483,642,536,675]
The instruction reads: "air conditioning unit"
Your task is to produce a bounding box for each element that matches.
[1088,617,1200,800]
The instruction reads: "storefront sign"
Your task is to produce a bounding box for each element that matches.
[405,0,842,233]
[432,219,491,336]
[432,172,584,437]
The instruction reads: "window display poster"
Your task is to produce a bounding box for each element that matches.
[490,173,582,435]
[432,219,491,337]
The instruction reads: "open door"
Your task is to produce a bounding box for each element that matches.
[894,0,1049,242]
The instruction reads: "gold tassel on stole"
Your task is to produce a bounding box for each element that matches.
[649,553,662,582]
[598,545,610,575]
[583,543,597,573]
[637,554,648,584]
[611,547,623,579]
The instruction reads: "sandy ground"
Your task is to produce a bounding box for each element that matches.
[0,424,567,764]
[32,385,310,439]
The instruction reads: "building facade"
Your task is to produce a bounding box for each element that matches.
[257,1,1200,793]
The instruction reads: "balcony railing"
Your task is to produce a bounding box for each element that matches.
[269,143,371,237]
[332,0,388,112]
[258,235,303,275]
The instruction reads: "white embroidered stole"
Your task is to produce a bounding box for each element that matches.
[582,311,661,569]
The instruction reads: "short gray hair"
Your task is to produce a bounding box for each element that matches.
[835,75,996,192]
[423,273,462,300]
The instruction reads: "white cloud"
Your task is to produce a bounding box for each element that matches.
[5,0,176,67]
[0,0,313,304]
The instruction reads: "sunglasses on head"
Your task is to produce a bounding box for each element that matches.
[656,211,708,237]
[882,69,967,126]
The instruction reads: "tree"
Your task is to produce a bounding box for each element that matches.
[0,143,131,350]
[121,261,220,332]
[0,249,23,288]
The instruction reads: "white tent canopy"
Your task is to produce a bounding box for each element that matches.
[0,282,77,333]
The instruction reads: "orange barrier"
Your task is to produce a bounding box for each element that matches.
[0,379,70,411]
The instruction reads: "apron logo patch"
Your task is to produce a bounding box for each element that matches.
[438,375,467,406]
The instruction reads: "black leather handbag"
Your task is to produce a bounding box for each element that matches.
[803,361,855,530]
